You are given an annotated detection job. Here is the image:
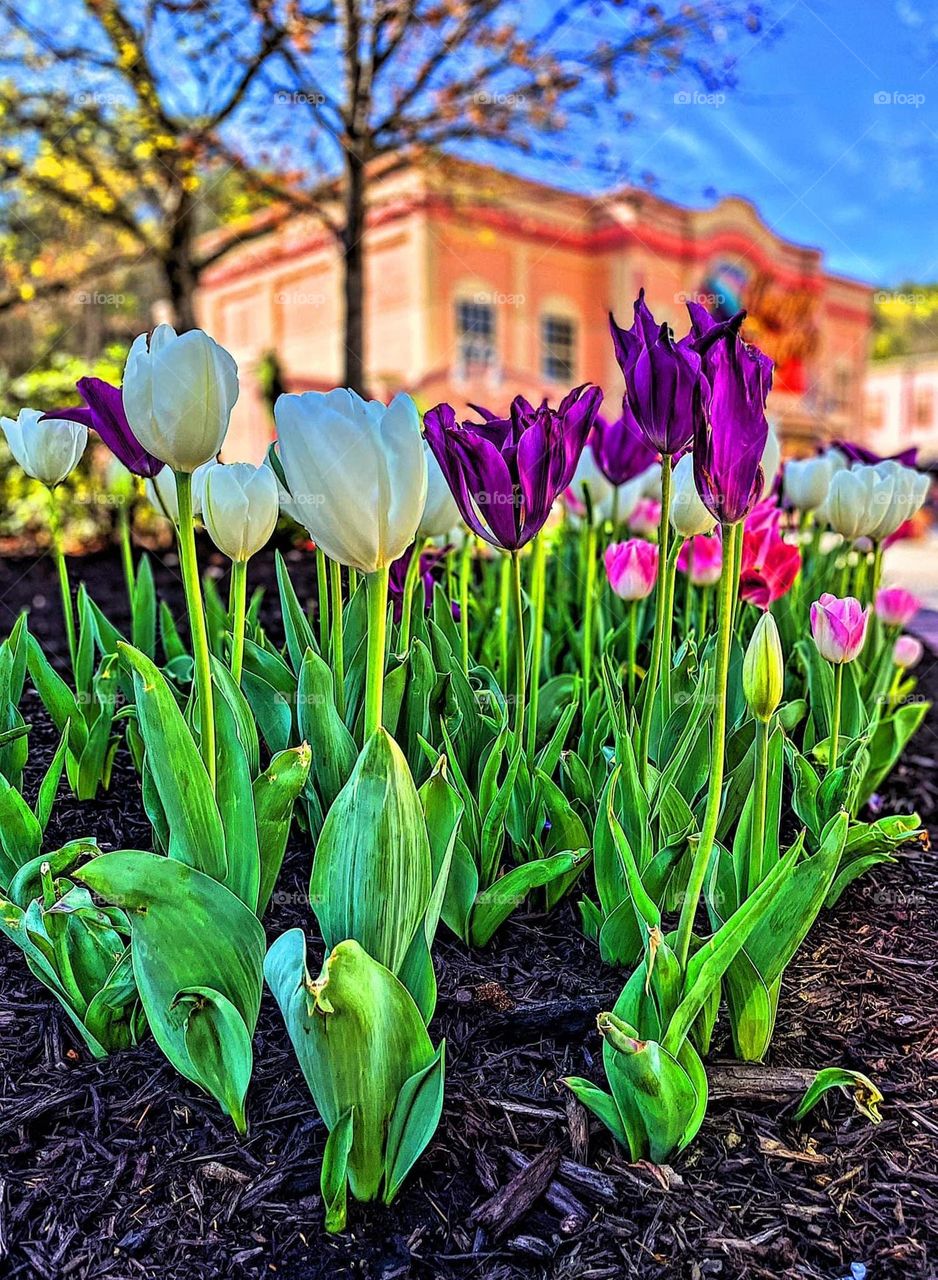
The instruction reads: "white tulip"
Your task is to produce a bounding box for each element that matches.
[565,447,615,525]
[640,461,663,499]
[867,460,930,540]
[670,452,716,537]
[1,407,86,487]
[419,442,461,538]
[817,466,881,539]
[202,461,280,562]
[783,456,833,512]
[274,388,427,573]
[122,324,239,473]
[146,461,210,522]
[760,422,782,499]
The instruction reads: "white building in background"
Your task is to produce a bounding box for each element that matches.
[864,355,938,463]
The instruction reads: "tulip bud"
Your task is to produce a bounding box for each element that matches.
[893,634,923,670]
[122,324,239,473]
[604,538,658,600]
[810,593,869,664]
[564,446,615,525]
[670,453,716,537]
[275,389,427,573]
[146,461,209,522]
[742,612,784,722]
[1,407,87,487]
[782,455,833,512]
[677,532,722,586]
[816,467,878,539]
[876,587,922,628]
[867,460,930,540]
[202,461,280,562]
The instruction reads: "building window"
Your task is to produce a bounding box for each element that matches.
[832,364,852,414]
[541,314,576,382]
[913,384,934,429]
[456,299,496,370]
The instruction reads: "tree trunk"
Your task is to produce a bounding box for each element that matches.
[342,146,366,394]
[163,193,199,332]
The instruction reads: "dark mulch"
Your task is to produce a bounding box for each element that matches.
[0,540,936,1280]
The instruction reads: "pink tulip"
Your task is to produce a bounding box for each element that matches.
[876,587,922,629]
[628,497,661,538]
[605,538,658,601]
[677,533,723,586]
[893,635,924,670]
[810,593,869,664]
[739,502,802,610]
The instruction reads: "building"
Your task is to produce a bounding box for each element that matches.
[863,354,938,463]
[195,157,873,462]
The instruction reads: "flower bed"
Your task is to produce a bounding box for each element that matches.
[0,544,935,1278]
[0,297,936,1278]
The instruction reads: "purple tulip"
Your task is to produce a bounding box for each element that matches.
[810,593,869,664]
[687,307,773,525]
[609,291,708,456]
[591,401,658,486]
[424,385,601,551]
[389,542,451,622]
[43,376,162,477]
[834,440,918,468]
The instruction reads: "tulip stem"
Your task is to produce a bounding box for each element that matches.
[499,553,510,685]
[315,547,330,652]
[510,550,526,747]
[638,453,672,787]
[47,488,77,678]
[627,601,638,702]
[527,535,547,756]
[871,542,884,600]
[661,533,681,722]
[583,522,598,704]
[228,559,247,687]
[748,716,770,896]
[830,662,844,770]
[674,520,740,972]
[459,538,472,672]
[399,538,427,652]
[329,557,346,719]
[364,566,389,739]
[118,501,135,608]
[174,470,216,790]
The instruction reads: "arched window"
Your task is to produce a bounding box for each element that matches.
[455,297,496,372]
[541,312,577,383]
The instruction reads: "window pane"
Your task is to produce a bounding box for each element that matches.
[456,300,495,368]
[541,315,576,382]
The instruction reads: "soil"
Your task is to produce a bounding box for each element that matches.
[0,539,936,1280]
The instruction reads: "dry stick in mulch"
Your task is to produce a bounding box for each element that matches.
[470,1142,562,1241]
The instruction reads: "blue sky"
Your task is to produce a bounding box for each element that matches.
[613,0,938,287]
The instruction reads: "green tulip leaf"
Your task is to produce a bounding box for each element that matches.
[76,852,264,1129]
